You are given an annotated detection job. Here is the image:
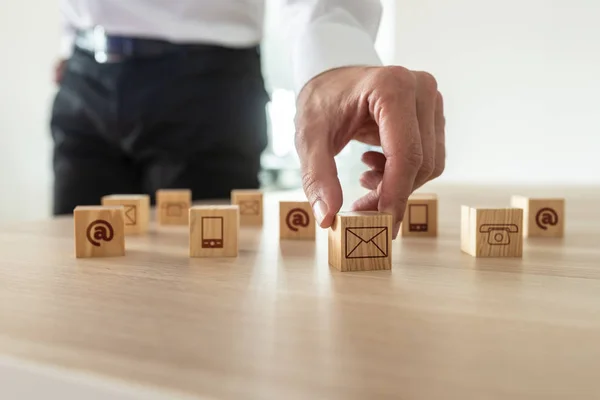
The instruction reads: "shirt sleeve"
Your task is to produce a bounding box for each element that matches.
[279,0,383,95]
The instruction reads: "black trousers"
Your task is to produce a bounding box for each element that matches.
[51,45,269,215]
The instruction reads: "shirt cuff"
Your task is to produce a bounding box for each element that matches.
[292,21,382,95]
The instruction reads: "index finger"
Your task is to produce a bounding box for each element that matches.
[369,74,422,237]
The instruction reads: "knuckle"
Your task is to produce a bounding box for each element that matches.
[417,71,438,94]
[386,65,410,77]
[404,147,424,170]
[373,66,417,93]
[420,157,436,177]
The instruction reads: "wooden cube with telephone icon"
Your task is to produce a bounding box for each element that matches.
[156,189,192,225]
[461,206,523,257]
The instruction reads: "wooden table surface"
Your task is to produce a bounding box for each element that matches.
[1,185,600,399]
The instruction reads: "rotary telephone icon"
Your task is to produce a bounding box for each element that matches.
[479,224,519,245]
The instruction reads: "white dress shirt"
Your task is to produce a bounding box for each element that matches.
[60,0,382,93]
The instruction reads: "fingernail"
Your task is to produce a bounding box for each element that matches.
[313,200,328,226]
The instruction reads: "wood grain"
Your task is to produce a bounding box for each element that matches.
[1,184,600,399]
[512,196,565,237]
[102,195,150,235]
[189,205,239,258]
[461,206,523,257]
[401,193,438,237]
[73,206,125,258]
[279,201,315,240]
[231,190,263,226]
[329,211,393,271]
[156,189,191,226]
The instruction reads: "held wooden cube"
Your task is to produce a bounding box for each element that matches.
[328,211,392,272]
[101,194,150,235]
[401,193,438,237]
[189,206,239,257]
[279,201,315,240]
[511,196,565,238]
[461,206,523,258]
[231,189,263,226]
[74,206,125,258]
[156,189,191,225]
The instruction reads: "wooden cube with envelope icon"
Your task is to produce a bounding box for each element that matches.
[231,189,263,226]
[156,189,192,225]
[189,205,239,257]
[401,193,438,237]
[101,194,150,234]
[328,211,392,272]
[74,206,125,258]
[461,206,523,257]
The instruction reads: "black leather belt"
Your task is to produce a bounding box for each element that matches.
[75,26,188,63]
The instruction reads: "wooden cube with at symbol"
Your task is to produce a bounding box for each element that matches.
[189,206,239,257]
[74,206,125,258]
[401,193,438,237]
[279,201,315,240]
[461,206,523,257]
[231,189,263,226]
[328,211,392,272]
[101,194,150,234]
[511,196,565,238]
[156,189,191,225]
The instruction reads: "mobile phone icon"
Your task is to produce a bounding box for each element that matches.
[408,204,428,232]
[202,217,224,248]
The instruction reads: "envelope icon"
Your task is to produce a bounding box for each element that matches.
[124,204,137,226]
[239,200,259,216]
[345,227,388,259]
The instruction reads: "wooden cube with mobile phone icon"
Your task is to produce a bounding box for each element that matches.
[401,193,438,237]
[461,206,523,257]
[189,205,239,257]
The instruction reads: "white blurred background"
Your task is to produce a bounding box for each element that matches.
[0,0,599,223]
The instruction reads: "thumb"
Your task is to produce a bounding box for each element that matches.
[296,134,343,229]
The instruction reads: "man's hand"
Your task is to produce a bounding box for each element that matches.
[54,59,67,84]
[295,66,445,238]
